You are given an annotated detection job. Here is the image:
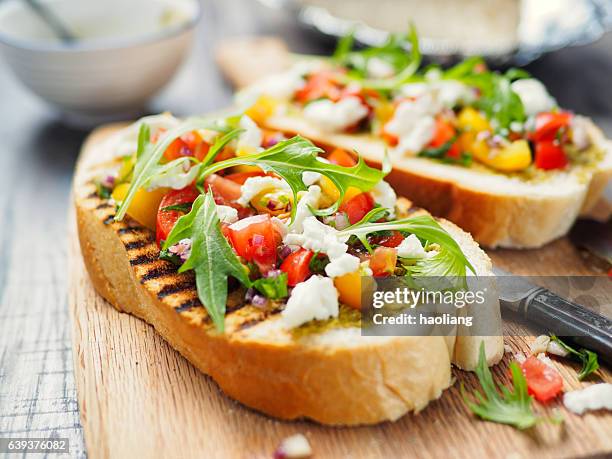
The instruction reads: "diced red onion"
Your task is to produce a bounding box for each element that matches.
[278,245,294,259]
[252,294,268,307]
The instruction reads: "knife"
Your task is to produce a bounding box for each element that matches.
[494,267,612,364]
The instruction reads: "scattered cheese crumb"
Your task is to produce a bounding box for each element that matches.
[563,383,612,415]
[216,205,238,224]
[303,96,368,132]
[371,180,397,218]
[281,276,339,329]
[274,433,312,459]
[530,335,550,355]
[396,234,427,259]
[237,176,290,207]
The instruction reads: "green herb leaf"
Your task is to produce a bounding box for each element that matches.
[161,202,193,213]
[199,127,245,168]
[252,273,289,299]
[115,118,230,221]
[95,182,112,200]
[549,335,600,380]
[309,252,330,275]
[418,138,473,167]
[163,192,251,332]
[200,136,386,217]
[462,342,539,429]
[340,214,475,276]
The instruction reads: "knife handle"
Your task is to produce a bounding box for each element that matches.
[519,288,612,364]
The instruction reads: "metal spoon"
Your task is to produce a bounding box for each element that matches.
[22,0,78,43]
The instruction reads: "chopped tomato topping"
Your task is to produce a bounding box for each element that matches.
[530,112,573,143]
[294,70,343,104]
[520,356,563,403]
[227,214,282,273]
[280,248,314,286]
[369,247,398,277]
[224,170,266,185]
[327,148,357,167]
[156,186,201,246]
[534,141,568,170]
[429,117,461,158]
[153,129,211,162]
[369,231,404,248]
[204,174,242,203]
[339,192,375,225]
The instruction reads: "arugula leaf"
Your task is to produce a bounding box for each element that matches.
[161,203,193,212]
[115,118,230,221]
[462,342,539,429]
[339,214,475,276]
[338,25,422,90]
[199,127,244,168]
[95,182,112,200]
[200,136,386,217]
[549,335,600,380]
[252,273,288,299]
[309,252,330,275]
[163,192,251,332]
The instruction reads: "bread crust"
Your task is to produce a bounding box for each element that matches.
[74,125,501,425]
[263,114,612,248]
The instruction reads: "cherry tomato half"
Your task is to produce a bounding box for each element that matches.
[156,186,201,246]
[294,70,343,104]
[339,192,375,225]
[369,247,398,277]
[534,141,568,170]
[369,230,405,248]
[430,117,461,159]
[227,214,282,273]
[327,148,357,167]
[280,248,314,286]
[520,356,563,403]
[530,112,573,143]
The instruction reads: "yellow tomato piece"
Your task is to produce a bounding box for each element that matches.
[375,100,395,125]
[342,186,361,203]
[484,140,532,172]
[318,176,340,203]
[245,95,278,124]
[460,131,490,163]
[111,183,168,230]
[457,107,491,132]
[334,271,362,310]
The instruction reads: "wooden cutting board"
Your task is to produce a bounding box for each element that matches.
[67,126,612,459]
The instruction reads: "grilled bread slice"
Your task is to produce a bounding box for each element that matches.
[74,125,502,425]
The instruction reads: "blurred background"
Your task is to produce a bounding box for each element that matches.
[0,0,611,456]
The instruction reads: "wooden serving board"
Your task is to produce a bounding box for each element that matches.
[67,126,612,459]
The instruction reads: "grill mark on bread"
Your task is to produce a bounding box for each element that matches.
[118,226,147,235]
[140,264,178,282]
[130,253,158,266]
[157,280,195,299]
[102,215,116,225]
[87,191,99,199]
[237,308,282,331]
[124,240,149,251]
[175,298,201,313]
[96,202,114,210]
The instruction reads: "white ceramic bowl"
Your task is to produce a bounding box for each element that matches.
[0,0,200,124]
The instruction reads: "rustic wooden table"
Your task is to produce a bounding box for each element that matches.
[1,1,611,458]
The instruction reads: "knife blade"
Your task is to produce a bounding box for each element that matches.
[494,267,612,364]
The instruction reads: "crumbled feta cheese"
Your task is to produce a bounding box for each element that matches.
[145,158,200,191]
[290,185,321,233]
[547,340,569,358]
[325,253,361,278]
[510,79,556,116]
[367,57,395,79]
[303,96,368,132]
[271,216,289,238]
[228,214,268,232]
[371,180,397,218]
[236,115,263,155]
[248,72,305,101]
[536,352,555,368]
[563,383,612,415]
[398,82,429,99]
[282,275,339,328]
[302,171,322,186]
[530,335,550,355]
[274,433,312,459]
[434,80,475,108]
[237,176,290,207]
[571,115,592,151]
[396,234,427,259]
[216,205,238,224]
[385,98,437,155]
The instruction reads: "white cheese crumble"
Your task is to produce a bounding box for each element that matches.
[144,158,199,191]
[236,115,263,155]
[366,57,395,79]
[237,176,290,207]
[571,115,592,151]
[216,205,238,224]
[325,253,361,278]
[385,97,437,155]
[228,214,268,231]
[510,79,556,116]
[302,171,322,186]
[396,234,427,259]
[371,180,397,218]
[434,80,475,108]
[303,96,368,132]
[563,383,612,415]
[275,434,312,459]
[290,185,321,233]
[282,275,339,328]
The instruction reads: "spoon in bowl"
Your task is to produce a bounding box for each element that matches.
[22,0,77,43]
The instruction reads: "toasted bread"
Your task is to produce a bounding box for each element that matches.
[74,125,502,425]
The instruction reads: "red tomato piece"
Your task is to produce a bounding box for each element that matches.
[369,247,398,277]
[224,170,266,185]
[534,141,568,170]
[369,231,405,248]
[156,186,201,246]
[430,117,461,158]
[327,148,357,167]
[520,356,563,403]
[280,249,314,286]
[204,174,242,203]
[294,70,343,104]
[227,215,282,272]
[530,112,573,143]
[339,192,375,225]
